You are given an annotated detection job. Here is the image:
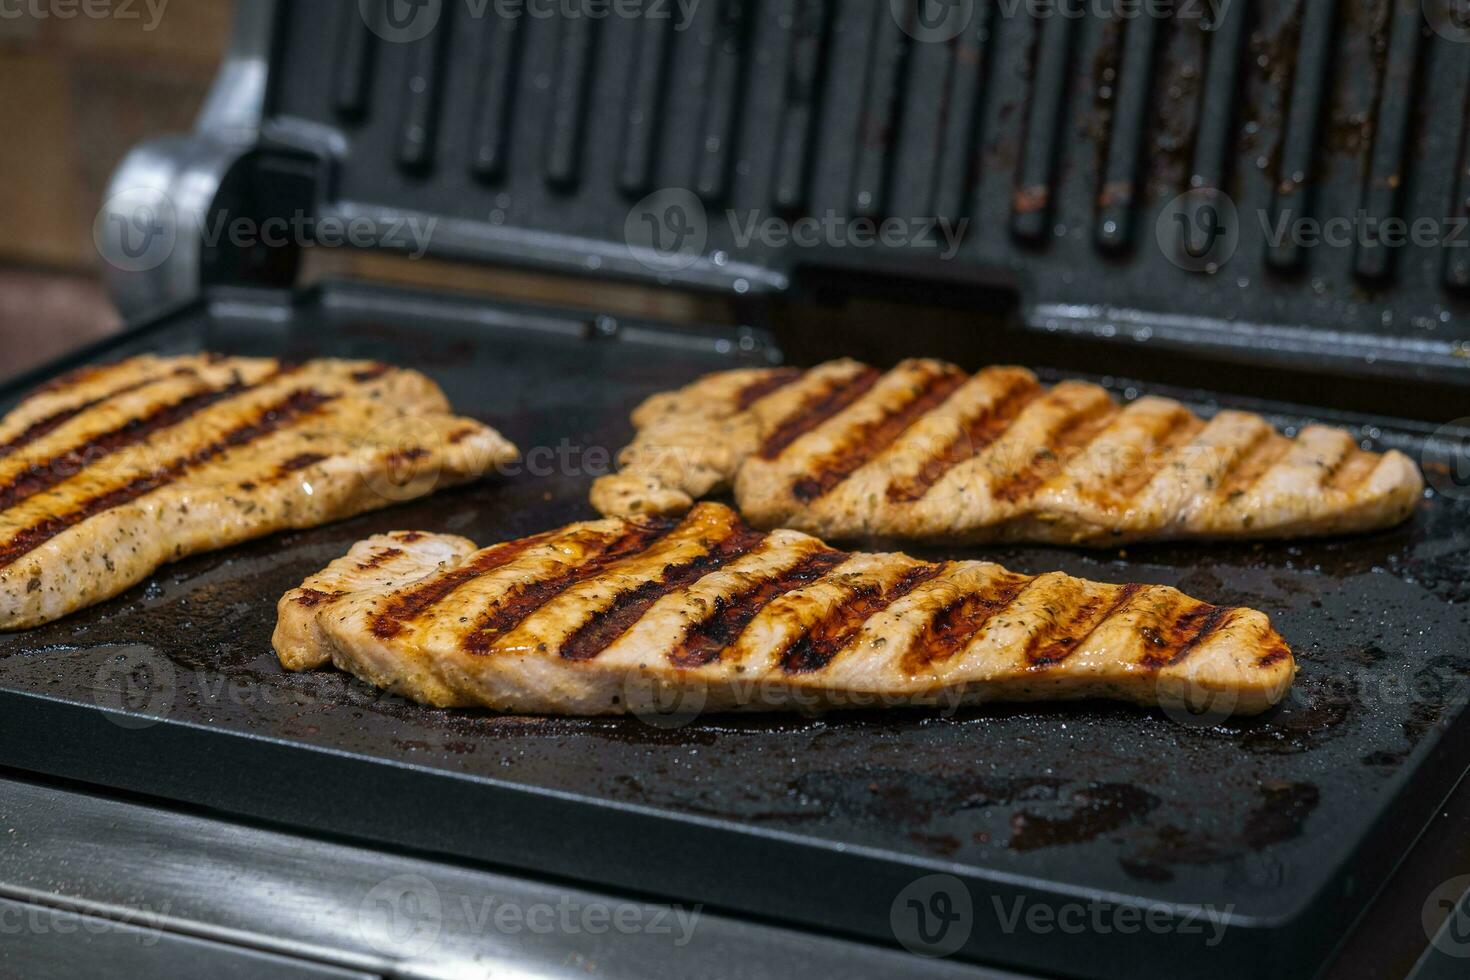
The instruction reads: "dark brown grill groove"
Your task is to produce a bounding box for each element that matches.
[791,368,968,503]
[734,368,803,412]
[1026,583,1143,669]
[559,527,767,661]
[1137,603,1231,670]
[0,389,335,571]
[886,374,1041,503]
[668,547,848,668]
[0,380,258,514]
[0,368,194,461]
[903,574,1032,673]
[461,518,681,654]
[371,530,562,640]
[780,564,945,674]
[757,368,881,460]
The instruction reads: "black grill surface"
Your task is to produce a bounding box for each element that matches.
[1,283,1467,980]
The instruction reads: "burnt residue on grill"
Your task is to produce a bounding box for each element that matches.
[1009,783,1162,852]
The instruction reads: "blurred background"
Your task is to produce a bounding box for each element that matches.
[0,0,725,384]
[0,2,231,377]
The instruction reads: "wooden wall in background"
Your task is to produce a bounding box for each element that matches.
[0,0,232,380]
[0,0,233,270]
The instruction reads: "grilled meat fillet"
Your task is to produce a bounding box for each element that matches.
[590,359,1423,544]
[0,354,518,630]
[278,503,1295,717]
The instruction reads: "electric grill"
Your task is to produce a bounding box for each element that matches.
[3,1,1469,977]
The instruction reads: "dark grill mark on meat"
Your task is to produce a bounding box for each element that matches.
[461,518,680,653]
[780,564,945,674]
[384,447,433,476]
[757,368,881,460]
[351,364,393,383]
[903,574,1031,672]
[989,401,1117,504]
[0,380,253,513]
[0,389,335,570]
[357,547,405,571]
[734,368,803,411]
[371,530,562,638]
[1137,603,1231,670]
[559,527,767,661]
[1214,428,1289,499]
[791,368,968,502]
[886,374,1041,503]
[295,588,345,608]
[0,368,194,461]
[668,548,848,668]
[278,453,327,474]
[447,428,479,445]
[29,364,106,397]
[1026,583,1143,668]
[1257,643,1291,667]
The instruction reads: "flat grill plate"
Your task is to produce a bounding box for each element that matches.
[1,283,1467,979]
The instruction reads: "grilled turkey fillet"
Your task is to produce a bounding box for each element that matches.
[0,354,517,630]
[277,503,1295,717]
[590,358,1423,543]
